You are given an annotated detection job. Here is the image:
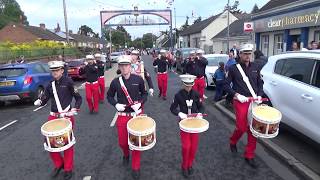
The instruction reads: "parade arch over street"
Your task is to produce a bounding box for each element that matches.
[100,7,173,49]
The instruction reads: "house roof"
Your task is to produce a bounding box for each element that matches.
[212,15,251,39]
[179,13,221,36]
[48,30,74,40]
[258,0,301,13]
[70,33,102,43]
[23,25,65,41]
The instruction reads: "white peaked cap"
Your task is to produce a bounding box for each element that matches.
[48,61,64,70]
[180,74,197,86]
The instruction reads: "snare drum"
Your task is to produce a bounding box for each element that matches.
[250,105,282,138]
[179,117,209,133]
[41,118,76,152]
[127,115,156,151]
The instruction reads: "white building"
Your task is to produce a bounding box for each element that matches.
[179,11,239,53]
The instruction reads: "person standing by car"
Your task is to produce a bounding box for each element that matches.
[95,53,106,104]
[223,44,264,169]
[213,62,226,102]
[79,55,99,114]
[34,60,82,180]
[254,50,268,70]
[291,42,300,51]
[225,52,236,73]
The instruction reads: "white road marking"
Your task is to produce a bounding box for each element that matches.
[0,120,18,131]
[110,112,118,127]
[83,176,91,180]
[33,104,47,112]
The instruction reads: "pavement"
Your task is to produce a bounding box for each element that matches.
[0,55,303,180]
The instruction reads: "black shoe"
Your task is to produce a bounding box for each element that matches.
[50,165,63,178]
[188,167,194,176]
[162,97,167,100]
[230,144,238,153]
[131,169,140,180]
[122,155,129,166]
[89,110,93,114]
[158,93,161,98]
[181,169,189,178]
[245,158,258,169]
[64,171,73,180]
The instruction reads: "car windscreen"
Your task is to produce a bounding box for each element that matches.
[111,52,121,56]
[207,56,228,66]
[68,61,83,67]
[181,49,195,58]
[0,68,27,78]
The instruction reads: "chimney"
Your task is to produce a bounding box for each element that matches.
[55,23,61,33]
[39,23,46,30]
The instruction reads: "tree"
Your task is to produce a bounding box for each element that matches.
[180,16,189,31]
[78,25,97,37]
[0,0,29,29]
[142,33,157,48]
[102,26,132,49]
[193,16,202,24]
[251,4,259,14]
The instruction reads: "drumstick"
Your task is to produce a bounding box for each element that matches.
[249,98,269,102]
[33,104,47,112]
[187,113,208,118]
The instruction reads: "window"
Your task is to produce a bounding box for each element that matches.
[261,35,269,57]
[273,34,283,55]
[312,62,320,88]
[41,64,50,73]
[33,64,46,73]
[275,58,315,84]
[314,31,320,42]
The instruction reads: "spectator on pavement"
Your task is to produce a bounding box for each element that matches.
[254,50,268,70]
[310,41,319,50]
[213,62,226,102]
[291,41,300,51]
[225,52,237,73]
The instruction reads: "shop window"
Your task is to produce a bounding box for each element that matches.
[273,34,283,55]
[314,31,320,43]
[261,35,269,57]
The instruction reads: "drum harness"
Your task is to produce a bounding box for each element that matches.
[119,76,141,117]
[51,81,75,118]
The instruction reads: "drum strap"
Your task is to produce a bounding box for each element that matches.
[119,76,134,105]
[236,64,257,99]
[52,81,70,113]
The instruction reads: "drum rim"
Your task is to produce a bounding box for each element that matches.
[252,106,282,124]
[43,137,76,152]
[179,118,209,133]
[127,116,156,136]
[41,118,72,136]
[250,125,279,138]
[128,139,156,151]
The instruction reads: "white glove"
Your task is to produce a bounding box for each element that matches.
[178,112,188,120]
[236,94,249,103]
[68,108,78,116]
[34,99,42,106]
[255,96,262,104]
[149,89,154,96]
[115,103,126,112]
[131,103,142,114]
[196,113,203,119]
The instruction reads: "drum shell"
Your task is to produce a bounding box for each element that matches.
[41,118,76,152]
[127,116,156,151]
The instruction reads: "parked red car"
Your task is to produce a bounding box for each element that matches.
[67,59,86,80]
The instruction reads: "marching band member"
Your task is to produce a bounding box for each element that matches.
[170,75,205,178]
[107,55,148,180]
[79,55,99,114]
[130,50,154,96]
[34,61,82,180]
[186,49,208,102]
[95,53,106,104]
[153,49,169,100]
[223,44,264,169]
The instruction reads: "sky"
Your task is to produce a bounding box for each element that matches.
[16,0,269,39]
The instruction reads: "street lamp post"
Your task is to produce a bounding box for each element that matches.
[227,0,230,52]
[62,0,70,45]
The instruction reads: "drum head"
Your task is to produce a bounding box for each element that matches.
[41,118,72,136]
[179,118,209,133]
[253,106,282,124]
[128,116,155,134]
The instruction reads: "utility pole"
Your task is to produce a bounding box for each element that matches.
[109,26,112,53]
[174,7,177,48]
[62,0,69,44]
[227,0,230,52]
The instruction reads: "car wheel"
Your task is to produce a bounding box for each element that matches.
[0,101,5,107]
[33,86,44,101]
[205,76,212,90]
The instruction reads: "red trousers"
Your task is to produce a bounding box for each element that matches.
[230,100,257,159]
[85,82,99,112]
[157,73,168,98]
[47,115,75,171]
[180,131,199,170]
[116,115,141,170]
[192,77,205,101]
[98,76,105,101]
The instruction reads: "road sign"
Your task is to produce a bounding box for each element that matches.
[244,22,254,32]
